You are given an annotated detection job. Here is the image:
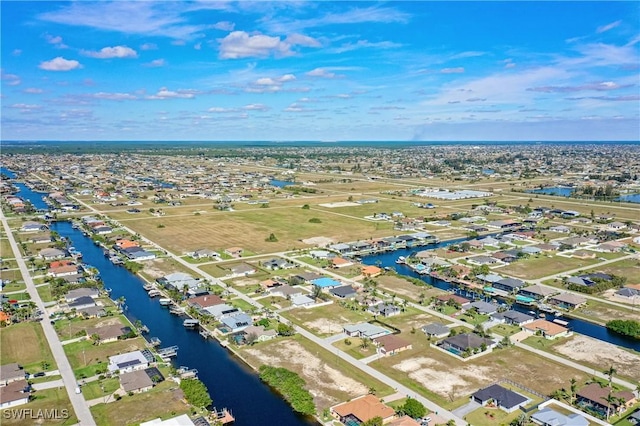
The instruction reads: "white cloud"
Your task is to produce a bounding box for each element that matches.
[306,68,337,78]
[44,34,68,48]
[243,103,269,111]
[332,40,401,54]
[148,87,196,99]
[218,31,320,59]
[1,70,21,85]
[140,43,158,51]
[23,88,44,94]
[213,21,235,31]
[194,42,202,50]
[285,33,322,48]
[10,103,41,110]
[208,107,237,113]
[82,46,138,59]
[143,59,166,68]
[39,57,82,71]
[441,67,465,74]
[596,20,621,34]
[93,92,137,101]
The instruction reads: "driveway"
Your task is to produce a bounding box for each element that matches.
[452,399,481,418]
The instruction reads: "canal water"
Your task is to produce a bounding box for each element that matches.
[362,243,640,352]
[1,167,49,211]
[526,187,575,197]
[269,179,295,188]
[51,221,314,426]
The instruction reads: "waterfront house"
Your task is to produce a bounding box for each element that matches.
[518,285,557,301]
[435,294,471,307]
[465,301,498,315]
[242,325,277,343]
[30,235,53,244]
[187,294,224,311]
[522,319,570,339]
[64,287,99,302]
[49,264,80,278]
[549,293,587,310]
[343,323,390,339]
[108,350,149,373]
[531,407,588,426]
[471,384,529,413]
[20,221,48,232]
[491,310,535,326]
[374,334,412,357]
[309,250,332,259]
[38,247,66,260]
[67,296,96,312]
[467,255,499,266]
[494,278,526,293]
[119,369,154,394]
[628,409,640,425]
[576,383,636,416]
[440,333,495,354]
[331,394,396,425]
[140,414,197,426]
[0,380,30,409]
[330,285,357,299]
[86,324,132,344]
[361,265,382,278]
[0,363,25,386]
[220,313,252,333]
[329,243,352,255]
[157,272,201,291]
[476,274,503,285]
[204,304,239,320]
[421,323,450,339]
[331,257,353,268]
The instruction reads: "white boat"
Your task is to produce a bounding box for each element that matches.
[553,318,569,326]
[148,289,161,298]
[158,298,172,306]
[395,256,406,264]
[183,319,199,328]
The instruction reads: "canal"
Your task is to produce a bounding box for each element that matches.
[51,221,314,426]
[1,167,50,211]
[362,242,640,352]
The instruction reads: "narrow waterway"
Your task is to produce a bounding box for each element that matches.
[362,243,640,352]
[51,221,314,426]
[1,167,49,210]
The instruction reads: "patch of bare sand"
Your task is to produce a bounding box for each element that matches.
[302,236,335,247]
[233,278,259,287]
[245,340,367,409]
[141,259,169,279]
[553,335,640,381]
[305,317,349,334]
[394,357,491,399]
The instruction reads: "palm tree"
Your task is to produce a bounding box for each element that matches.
[604,391,617,420]
[569,378,577,405]
[360,337,371,350]
[604,365,617,388]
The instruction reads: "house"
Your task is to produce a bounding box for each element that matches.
[293,272,324,283]
[331,394,396,425]
[290,294,315,308]
[421,323,451,339]
[436,294,471,306]
[0,363,25,386]
[494,278,526,293]
[465,301,499,315]
[30,235,53,244]
[224,247,243,258]
[549,293,587,310]
[269,284,304,299]
[309,250,332,259]
[531,407,588,426]
[312,277,341,289]
[230,263,256,276]
[65,287,99,302]
[597,241,626,252]
[108,350,149,373]
[361,265,383,278]
[242,325,277,343]
[140,414,197,426]
[343,323,390,339]
[67,296,97,311]
[471,384,529,413]
[368,303,400,317]
[522,319,570,339]
[518,285,557,301]
[389,416,420,426]
[119,369,154,394]
[628,409,640,425]
[260,278,284,291]
[38,247,66,260]
[331,257,354,268]
[615,287,640,300]
[190,248,220,260]
[157,272,201,291]
[220,313,252,332]
[125,249,156,262]
[492,251,518,263]
[329,243,352,255]
[576,383,636,415]
[20,221,47,232]
[374,335,412,356]
[187,294,224,310]
[550,225,571,233]
[0,379,30,408]
[440,333,495,354]
[476,274,504,285]
[86,324,132,344]
[330,285,357,299]
[262,258,294,270]
[492,310,535,326]
[467,255,499,265]
[48,264,80,277]
[92,226,113,235]
[203,304,239,320]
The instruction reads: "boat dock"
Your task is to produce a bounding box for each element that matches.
[210,407,235,425]
[157,345,178,361]
[183,319,199,328]
[148,337,161,347]
[176,366,198,379]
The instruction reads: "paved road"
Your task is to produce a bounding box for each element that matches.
[0,209,95,425]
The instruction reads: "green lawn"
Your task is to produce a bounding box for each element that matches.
[1,388,77,426]
[463,406,522,426]
[0,322,56,372]
[80,377,120,400]
[332,337,378,360]
[499,255,601,279]
[489,323,521,337]
[64,337,147,379]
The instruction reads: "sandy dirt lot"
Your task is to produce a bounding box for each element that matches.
[245,340,368,409]
[305,317,352,334]
[318,202,361,208]
[553,335,640,382]
[301,236,335,247]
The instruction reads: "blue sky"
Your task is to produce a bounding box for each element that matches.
[1,1,639,141]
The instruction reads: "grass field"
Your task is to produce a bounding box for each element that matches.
[498,255,601,279]
[282,302,373,337]
[0,280,26,292]
[90,381,189,426]
[0,322,56,372]
[0,388,77,426]
[80,377,120,400]
[54,315,129,340]
[36,284,55,302]
[332,336,378,359]
[583,258,640,284]
[118,206,395,254]
[375,274,447,303]
[0,238,15,257]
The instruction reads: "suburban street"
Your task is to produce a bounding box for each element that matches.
[0,209,95,425]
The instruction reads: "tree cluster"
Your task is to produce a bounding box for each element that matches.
[258,366,315,415]
[179,378,212,409]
